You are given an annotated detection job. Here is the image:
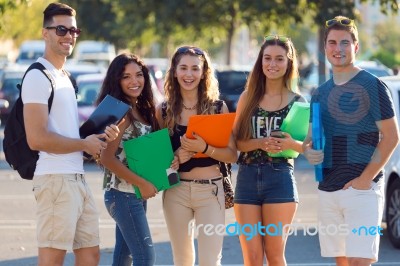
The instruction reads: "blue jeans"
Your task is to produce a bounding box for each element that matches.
[104,188,155,266]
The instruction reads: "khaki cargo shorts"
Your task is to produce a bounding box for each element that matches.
[33,174,100,250]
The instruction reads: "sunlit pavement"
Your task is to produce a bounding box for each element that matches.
[0,149,399,265]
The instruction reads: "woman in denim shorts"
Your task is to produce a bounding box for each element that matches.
[233,35,306,266]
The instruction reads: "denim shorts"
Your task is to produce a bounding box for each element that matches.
[234,162,298,205]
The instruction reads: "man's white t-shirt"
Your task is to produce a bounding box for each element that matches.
[21,57,84,175]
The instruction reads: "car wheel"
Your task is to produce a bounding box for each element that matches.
[386,177,400,249]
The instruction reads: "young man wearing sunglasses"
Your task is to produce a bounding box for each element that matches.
[21,3,120,266]
[303,16,399,266]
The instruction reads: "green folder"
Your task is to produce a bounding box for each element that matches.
[123,128,180,198]
[269,102,310,158]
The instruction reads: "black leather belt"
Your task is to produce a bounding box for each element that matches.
[180,177,222,184]
[241,157,293,165]
[266,157,291,163]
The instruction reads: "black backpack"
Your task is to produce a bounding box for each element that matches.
[3,62,77,180]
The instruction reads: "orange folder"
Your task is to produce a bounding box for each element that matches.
[186,113,236,158]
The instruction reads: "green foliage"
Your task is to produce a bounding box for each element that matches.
[371,49,400,69]
[0,0,398,66]
[63,0,117,43]
[0,0,52,45]
[0,0,28,35]
[368,17,400,68]
[373,17,400,55]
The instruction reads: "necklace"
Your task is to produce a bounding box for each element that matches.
[182,102,197,110]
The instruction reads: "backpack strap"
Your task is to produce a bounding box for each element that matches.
[64,69,79,97]
[18,62,55,112]
[212,100,232,177]
[18,63,79,110]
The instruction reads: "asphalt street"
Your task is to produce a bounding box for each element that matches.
[0,157,399,266]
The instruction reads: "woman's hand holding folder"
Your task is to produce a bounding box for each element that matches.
[136,178,158,200]
[180,132,208,158]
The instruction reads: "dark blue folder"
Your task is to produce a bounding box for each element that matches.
[79,95,131,138]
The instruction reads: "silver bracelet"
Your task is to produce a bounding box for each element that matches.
[210,147,216,156]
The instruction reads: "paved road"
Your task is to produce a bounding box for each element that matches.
[0,151,399,265]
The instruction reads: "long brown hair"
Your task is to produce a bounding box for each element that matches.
[236,37,299,140]
[163,46,219,134]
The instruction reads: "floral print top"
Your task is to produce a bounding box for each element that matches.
[103,120,152,193]
[237,95,300,164]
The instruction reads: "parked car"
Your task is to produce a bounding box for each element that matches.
[76,73,104,124]
[380,75,400,249]
[356,60,393,77]
[215,68,250,112]
[76,72,164,125]
[16,40,45,66]
[0,66,25,123]
[73,41,116,68]
[143,58,169,93]
[64,61,104,80]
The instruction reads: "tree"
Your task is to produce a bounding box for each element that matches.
[371,17,400,68]
[0,0,51,46]
[0,0,29,35]
[152,0,305,64]
[1,0,398,67]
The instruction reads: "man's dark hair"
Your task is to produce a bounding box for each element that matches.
[43,2,76,27]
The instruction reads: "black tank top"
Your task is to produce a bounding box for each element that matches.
[162,101,223,172]
[170,124,220,172]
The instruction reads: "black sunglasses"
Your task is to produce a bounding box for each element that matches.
[45,25,82,37]
[325,18,354,28]
[176,46,204,56]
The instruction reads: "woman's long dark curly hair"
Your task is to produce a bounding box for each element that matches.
[96,53,159,131]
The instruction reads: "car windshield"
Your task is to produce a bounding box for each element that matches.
[216,71,248,94]
[18,51,43,61]
[2,78,20,93]
[77,80,102,106]
[364,68,390,77]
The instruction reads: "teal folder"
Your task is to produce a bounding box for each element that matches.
[269,102,310,158]
[123,128,180,198]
